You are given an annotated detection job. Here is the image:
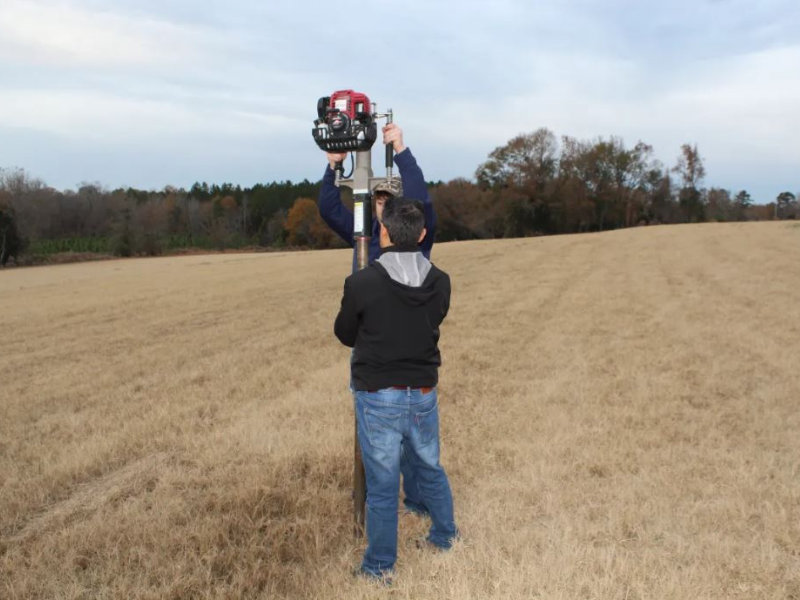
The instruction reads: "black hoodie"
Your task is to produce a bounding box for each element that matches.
[334,248,450,391]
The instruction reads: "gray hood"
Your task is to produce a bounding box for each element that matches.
[376,250,432,288]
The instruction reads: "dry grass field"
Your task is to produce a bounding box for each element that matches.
[1,222,799,600]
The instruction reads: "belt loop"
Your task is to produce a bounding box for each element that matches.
[406,386,411,397]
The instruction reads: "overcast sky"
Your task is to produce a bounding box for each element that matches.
[0,0,797,201]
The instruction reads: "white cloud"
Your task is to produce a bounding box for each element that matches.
[0,0,796,199]
[0,0,210,68]
[407,42,800,181]
[658,45,800,150]
[0,89,305,141]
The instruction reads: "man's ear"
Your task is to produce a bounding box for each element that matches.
[417,227,427,244]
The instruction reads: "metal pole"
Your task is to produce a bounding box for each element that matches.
[385,109,394,182]
[351,148,373,536]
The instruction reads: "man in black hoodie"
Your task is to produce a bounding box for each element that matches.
[334,197,457,580]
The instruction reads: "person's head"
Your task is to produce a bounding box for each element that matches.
[379,197,427,249]
[371,179,403,221]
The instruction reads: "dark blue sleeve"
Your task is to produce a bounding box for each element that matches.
[318,166,355,247]
[395,148,436,256]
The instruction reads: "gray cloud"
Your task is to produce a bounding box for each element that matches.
[0,0,797,201]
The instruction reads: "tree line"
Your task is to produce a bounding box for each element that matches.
[434,129,796,241]
[1,128,797,266]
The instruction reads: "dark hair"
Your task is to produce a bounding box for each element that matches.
[381,197,425,248]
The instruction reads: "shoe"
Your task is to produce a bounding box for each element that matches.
[402,501,430,517]
[415,530,461,551]
[415,537,451,551]
[352,566,393,586]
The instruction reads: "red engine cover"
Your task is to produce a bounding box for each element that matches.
[329,90,372,119]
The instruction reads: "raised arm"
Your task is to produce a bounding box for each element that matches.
[395,147,436,253]
[318,152,355,246]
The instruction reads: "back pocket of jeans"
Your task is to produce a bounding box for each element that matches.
[414,402,439,448]
[364,408,402,449]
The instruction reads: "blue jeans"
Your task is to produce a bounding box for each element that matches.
[355,387,457,576]
[350,359,427,515]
